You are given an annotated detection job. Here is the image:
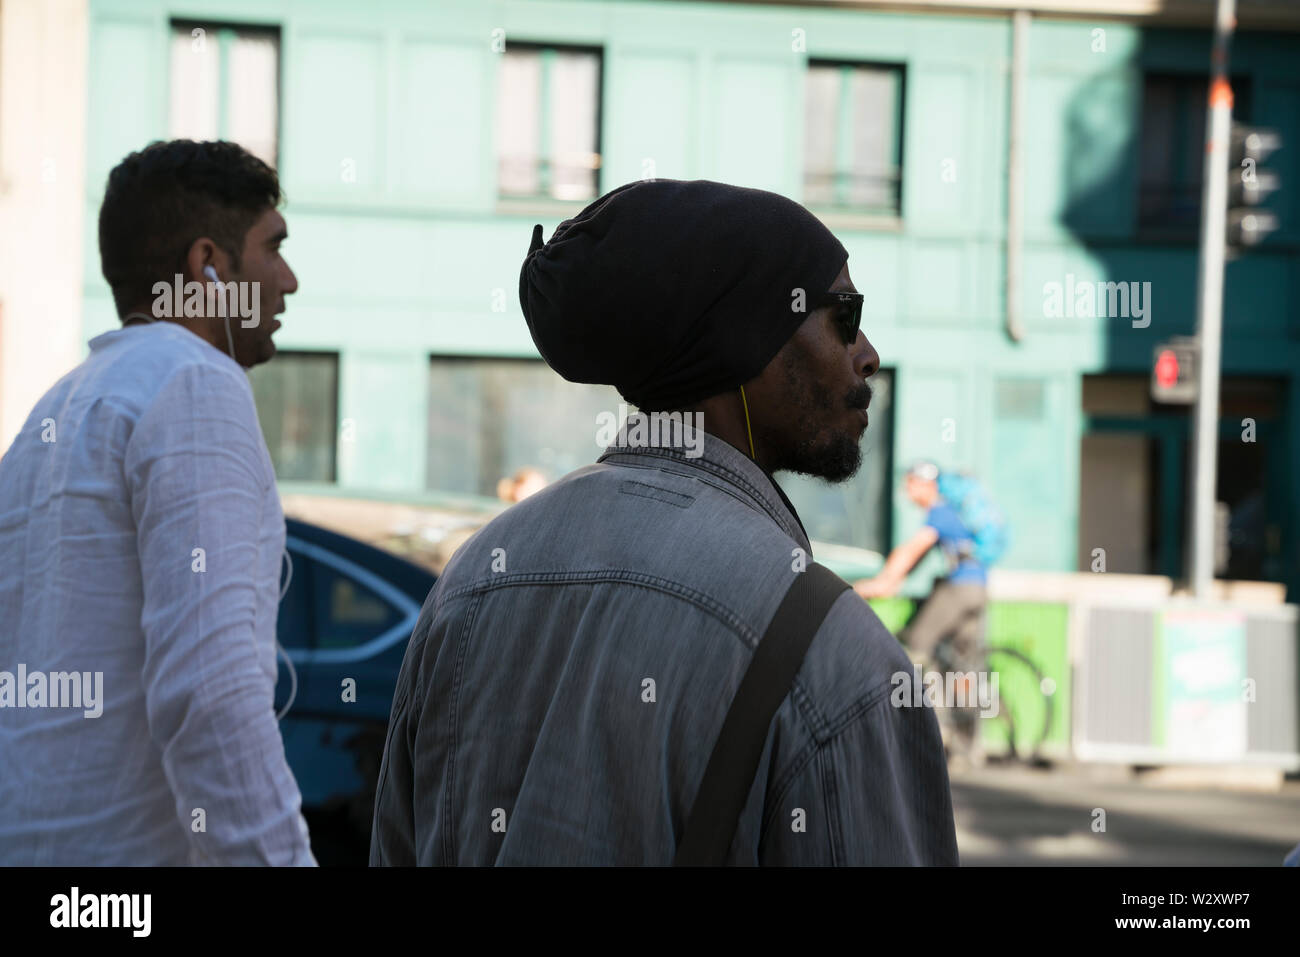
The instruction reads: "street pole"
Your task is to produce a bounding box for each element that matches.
[1189,0,1235,598]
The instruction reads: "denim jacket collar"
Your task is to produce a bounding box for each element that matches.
[596,415,812,553]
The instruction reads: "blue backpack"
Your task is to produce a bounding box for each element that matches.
[935,472,1009,567]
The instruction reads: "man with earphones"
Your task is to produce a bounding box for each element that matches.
[0,140,314,865]
[372,180,957,866]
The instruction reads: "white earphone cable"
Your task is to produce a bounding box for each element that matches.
[275,547,297,721]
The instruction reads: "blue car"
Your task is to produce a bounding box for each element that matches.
[275,518,436,862]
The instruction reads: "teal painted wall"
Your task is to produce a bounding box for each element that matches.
[82,0,1300,592]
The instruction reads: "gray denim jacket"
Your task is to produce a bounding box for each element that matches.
[370,421,959,865]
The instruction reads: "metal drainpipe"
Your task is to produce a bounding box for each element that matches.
[1006,8,1029,342]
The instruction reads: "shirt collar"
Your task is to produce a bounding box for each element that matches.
[596,413,812,553]
[88,320,242,370]
[88,321,183,351]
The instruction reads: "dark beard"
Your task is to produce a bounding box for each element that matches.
[785,426,863,482]
[770,351,872,483]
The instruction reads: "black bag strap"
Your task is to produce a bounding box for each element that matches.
[673,562,851,865]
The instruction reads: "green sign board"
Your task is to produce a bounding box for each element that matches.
[1162,609,1247,758]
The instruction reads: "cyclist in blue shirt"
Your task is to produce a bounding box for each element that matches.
[854,461,990,762]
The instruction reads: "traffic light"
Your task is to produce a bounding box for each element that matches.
[1151,336,1198,404]
[1227,123,1282,249]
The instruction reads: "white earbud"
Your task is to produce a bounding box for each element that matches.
[201,265,237,360]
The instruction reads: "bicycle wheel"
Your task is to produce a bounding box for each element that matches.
[923,641,985,761]
[983,646,1052,761]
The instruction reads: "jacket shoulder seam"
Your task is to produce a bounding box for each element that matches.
[433,568,835,734]
[762,677,895,837]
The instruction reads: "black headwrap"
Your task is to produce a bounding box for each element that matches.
[518,179,847,410]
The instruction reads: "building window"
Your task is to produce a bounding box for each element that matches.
[804,62,904,215]
[249,351,339,482]
[169,21,280,167]
[1138,73,1251,234]
[996,378,1046,421]
[424,360,894,555]
[427,358,621,498]
[781,369,895,555]
[496,44,602,201]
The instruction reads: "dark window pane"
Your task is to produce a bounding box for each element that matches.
[427,358,622,497]
[781,369,894,554]
[275,549,404,653]
[249,351,339,482]
[311,561,403,651]
[1139,73,1252,232]
[427,359,893,555]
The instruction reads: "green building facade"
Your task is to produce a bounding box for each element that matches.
[81,0,1300,598]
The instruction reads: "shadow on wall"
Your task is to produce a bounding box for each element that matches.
[1056,27,1297,600]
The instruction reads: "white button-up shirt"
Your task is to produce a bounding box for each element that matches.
[0,321,315,865]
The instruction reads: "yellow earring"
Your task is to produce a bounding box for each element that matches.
[739,385,756,460]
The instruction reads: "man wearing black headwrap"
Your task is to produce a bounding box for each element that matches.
[517,178,872,487]
[372,180,958,866]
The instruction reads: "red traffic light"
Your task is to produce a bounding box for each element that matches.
[1152,337,1197,404]
[1155,349,1180,389]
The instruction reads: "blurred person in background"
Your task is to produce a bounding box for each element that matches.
[496,466,548,504]
[854,461,1007,762]
[371,179,957,866]
[0,140,314,865]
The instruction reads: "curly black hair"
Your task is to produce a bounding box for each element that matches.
[98,139,282,319]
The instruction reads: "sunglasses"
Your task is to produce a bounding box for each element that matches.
[822,291,864,345]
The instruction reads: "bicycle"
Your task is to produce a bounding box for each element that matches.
[898,599,1055,766]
